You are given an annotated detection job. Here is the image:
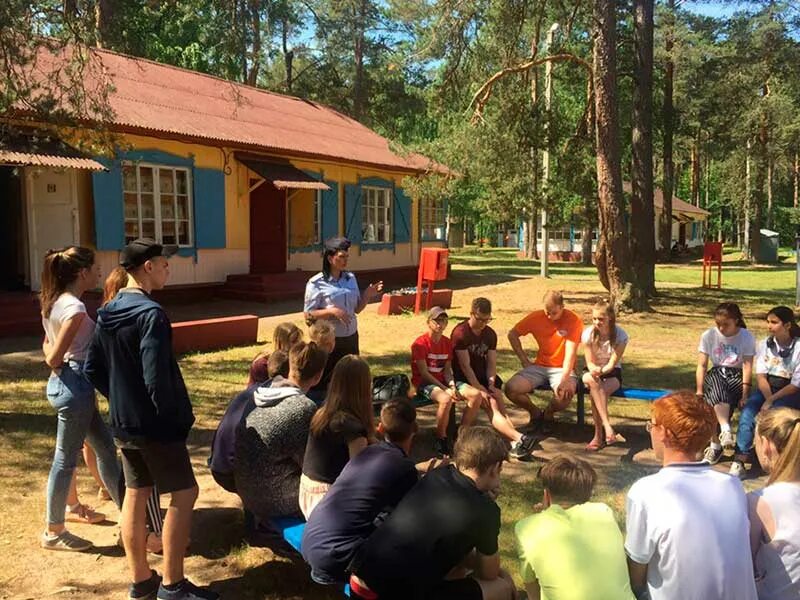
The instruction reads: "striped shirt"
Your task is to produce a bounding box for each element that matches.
[411,332,453,387]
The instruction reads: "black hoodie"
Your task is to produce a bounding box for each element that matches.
[85,288,194,443]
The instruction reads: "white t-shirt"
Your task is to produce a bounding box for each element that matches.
[698,327,756,368]
[755,337,800,386]
[625,463,757,600]
[581,325,628,367]
[41,293,95,362]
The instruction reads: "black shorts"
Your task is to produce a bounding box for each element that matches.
[425,578,482,600]
[116,438,197,493]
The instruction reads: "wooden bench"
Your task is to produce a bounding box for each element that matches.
[268,516,352,597]
[171,314,259,354]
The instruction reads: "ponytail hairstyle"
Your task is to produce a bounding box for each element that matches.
[590,300,617,348]
[715,302,746,329]
[272,322,303,352]
[40,246,95,318]
[755,407,800,485]
[102,266,129,306]
[768,306,800,339]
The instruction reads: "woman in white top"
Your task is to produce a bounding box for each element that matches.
[696,302,756,464]
[732,306,800,478]
[748,407,800,600]
[581,300,628,451]
[40,247,121,552]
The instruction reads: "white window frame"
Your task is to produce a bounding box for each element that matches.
[362,186,392,243]
[122,162,194,247]
[421,197,446,240]
[288,189,322,248]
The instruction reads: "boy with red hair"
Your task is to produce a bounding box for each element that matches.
[625,391,757,600]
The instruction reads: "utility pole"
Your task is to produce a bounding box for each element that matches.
[540,22,559,278]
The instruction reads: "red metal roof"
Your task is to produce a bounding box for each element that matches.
[32,46,447,174]
[0,129,105,170]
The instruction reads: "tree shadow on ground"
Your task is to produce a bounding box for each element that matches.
[208,559,341,600]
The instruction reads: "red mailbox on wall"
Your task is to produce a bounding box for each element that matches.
[415,248,450,314]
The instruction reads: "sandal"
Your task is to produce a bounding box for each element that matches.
[65,503,105,525]
[605,432,626,446]
[586,438,605,452]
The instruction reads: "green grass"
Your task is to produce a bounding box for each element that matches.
[0,247,788,597]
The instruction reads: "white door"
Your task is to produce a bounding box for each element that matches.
[27,168,79,291]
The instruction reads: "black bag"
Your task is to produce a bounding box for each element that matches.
[372,374,411,407]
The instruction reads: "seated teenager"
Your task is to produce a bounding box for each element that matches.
[731,306,800,478]
[350,426,516,600]
[451,297,536,460]
[300,355,375,519]
[302,398,420,585]
[247,322,303,386]
[747,407,800,600]
[625,390,757,600]
[307,320,337,404]
[582,300,628,450]
[515,454,634,600]
[233,341,328,520]
[505,290,582,431]
[209,350,289,493]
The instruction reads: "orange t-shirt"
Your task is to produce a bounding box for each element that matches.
[512,309,583,368]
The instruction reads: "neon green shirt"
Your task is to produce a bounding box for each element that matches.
[514,502,635,600]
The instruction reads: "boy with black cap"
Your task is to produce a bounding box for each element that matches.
[85,238,216,600]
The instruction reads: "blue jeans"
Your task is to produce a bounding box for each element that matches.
[45,362,122,526]
[735,389,800,456]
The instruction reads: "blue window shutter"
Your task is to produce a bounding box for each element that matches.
[394,187,412,243]
[92,158,124,250]
[322,181,339,241]
[194,168,226,248]
[344,183,362,243]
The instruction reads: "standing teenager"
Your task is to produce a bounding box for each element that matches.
[696,302,755,464]
[748,408,800,599]
[85,238,216,600]
[40,246,122,552]
[731,306,800,479]
[581,301,628,451]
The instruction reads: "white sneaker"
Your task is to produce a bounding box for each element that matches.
[703,445,723,464]
[719,430,735,450]
[729,461,746,479]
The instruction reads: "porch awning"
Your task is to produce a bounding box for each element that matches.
[0,130,106,171]
[238,154,330,191]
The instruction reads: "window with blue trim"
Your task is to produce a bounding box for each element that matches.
[362,186,392,243]
[421,197,446,240]
[122,162,193,246]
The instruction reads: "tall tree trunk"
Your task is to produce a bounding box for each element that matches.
[766,159,773,229]
[659,0,675,259]
[691,140,701,206]
[593,0,647,311]
[352,0,367,121]
[630,0,656,296]
[246,0,261,86]
[744,138,751,256]
[705,154,711,209]
[794,152,798,208]
[282,17,294,92]
[95,0,114,48]
[582,197,594,266]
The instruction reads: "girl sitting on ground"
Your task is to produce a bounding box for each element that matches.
[299,355,375,518]
[247,322,303,386]
[581,300,628,451]
[696,302,756,464]
[748,407,800,599]
[306,320,336,404]
[731,306,800,478]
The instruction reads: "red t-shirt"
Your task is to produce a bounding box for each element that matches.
[411,332,453,388]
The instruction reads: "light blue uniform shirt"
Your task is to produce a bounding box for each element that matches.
[304,271,361,338]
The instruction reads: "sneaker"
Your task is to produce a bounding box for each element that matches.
[434,437,450,458]
[65,503,106,524]
[719,430,735,450]
[130,570,162,600]
[157,579,219,600]
[40,529,93,552]
[703,445,723,464]
[509,434,536,459]
[729,460,746,479]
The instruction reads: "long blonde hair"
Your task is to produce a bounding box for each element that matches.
[591,300,617,348]
[756,407,800,485]
[310,354,375,439]
[40,246,95,318]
